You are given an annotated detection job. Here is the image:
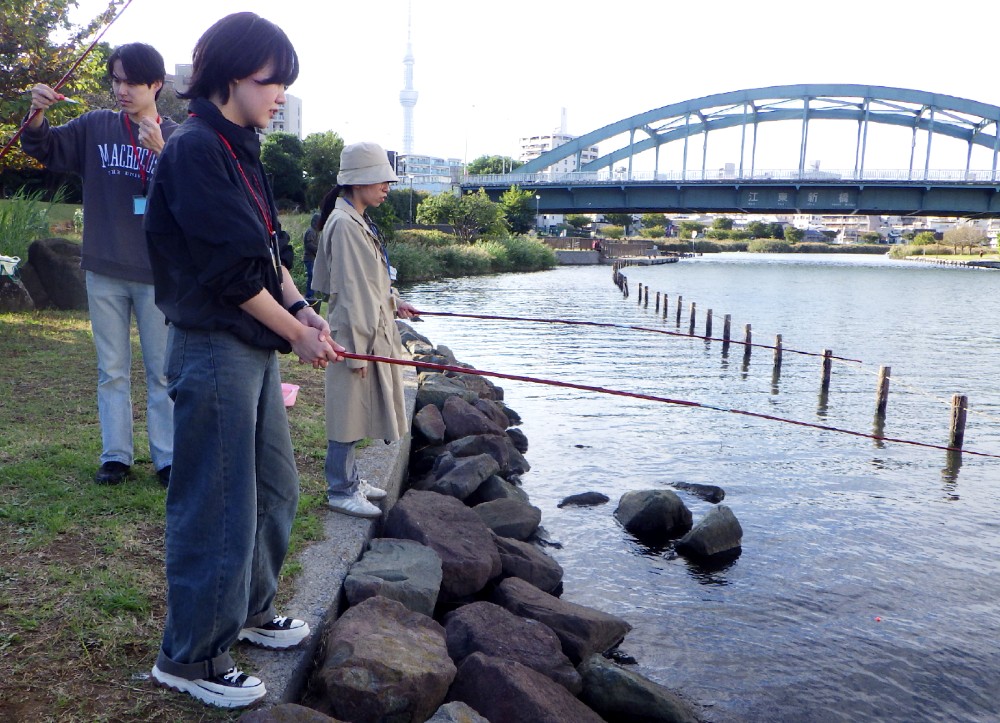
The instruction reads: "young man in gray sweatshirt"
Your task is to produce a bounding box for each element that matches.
[21,43,179,486]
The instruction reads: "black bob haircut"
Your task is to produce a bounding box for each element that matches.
[179,12,299,103]
[106,43,166,100]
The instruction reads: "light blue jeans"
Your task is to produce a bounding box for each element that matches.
[155,327,299,680]
[85,271,172,470]
[325,439,361,497]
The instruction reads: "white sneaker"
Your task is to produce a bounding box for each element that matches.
[151,665,265,708]
[237,615,310,649]
[358,478,387,500]
[328,489,381,518]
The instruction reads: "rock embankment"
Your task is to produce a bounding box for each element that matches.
[244,321,712,723]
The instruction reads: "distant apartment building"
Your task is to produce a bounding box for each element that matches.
[169,64,302,138]
[395,153,464,194]
[518,132,598,173]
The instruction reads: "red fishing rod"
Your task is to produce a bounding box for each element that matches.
[0,0,135,163]
[340,350,1000,460]
[413,310,863,364]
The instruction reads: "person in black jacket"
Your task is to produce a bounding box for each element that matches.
[143,12,342,709]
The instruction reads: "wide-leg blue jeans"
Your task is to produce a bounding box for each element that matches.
[155,327,299,680]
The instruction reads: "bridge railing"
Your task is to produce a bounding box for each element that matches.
[462,169,1000,186]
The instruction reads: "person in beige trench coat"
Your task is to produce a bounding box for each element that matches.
[312,142,419,518]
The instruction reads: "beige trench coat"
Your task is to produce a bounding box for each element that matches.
[312,197,408,443]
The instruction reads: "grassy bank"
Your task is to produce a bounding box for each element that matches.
[652,238,890,254]
[0,310,331,721]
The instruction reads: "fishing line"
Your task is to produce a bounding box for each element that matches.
[341,351,1000,460]
[0,0,135,162]
[414,310,863,364]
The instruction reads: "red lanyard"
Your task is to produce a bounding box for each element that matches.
[212,131,275,238]
[123,113,158,193]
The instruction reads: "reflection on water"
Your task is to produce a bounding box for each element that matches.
[402,255,1000,722]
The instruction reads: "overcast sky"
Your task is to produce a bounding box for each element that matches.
[71,0,1000,171]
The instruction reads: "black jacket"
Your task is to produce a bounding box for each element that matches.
[144,98,294,352]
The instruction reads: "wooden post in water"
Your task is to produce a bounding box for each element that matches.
[820,349,833,393]
[655,291,660,313]
[662,294,668,320]
[644,285,649,308]
[638,283,643,306]
[773,334,783,369]
[949,394,968,450]
[676,295,683,326]
[743,324,752,360]
[689,302,697,335]
[875,366,891,418]
[705,309,713,338]
[722,314,731,351]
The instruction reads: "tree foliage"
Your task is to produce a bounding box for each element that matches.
[1,0,121,185]
[498,185,534,234]
[416,188,506,243]
[261,131,305,207]
[712,216,734,230]
[385,186,428,226]
[302,130,344,207]
[566,214,591,231]
[943,225,987,253]
[466,155,523,175]
[784,225,804,242]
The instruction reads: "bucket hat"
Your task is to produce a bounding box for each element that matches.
[338,142,399,185]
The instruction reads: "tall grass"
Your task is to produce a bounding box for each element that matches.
[388,233,556,282]
[0,188,63,261]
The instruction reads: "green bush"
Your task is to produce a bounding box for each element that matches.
[396,229,455,247]
[496,235,557,271]
[0,188,60,261]
[386,240,445,281]
[435,244,494,276]
[604,225,624,239]
[474,239,511,271]
[747,239,792,253]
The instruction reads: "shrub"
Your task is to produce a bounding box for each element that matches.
[604,225,624,239]
[396,228,455,247]
[435,244,493,276]
[474,239,511,272]
[496,236,557,271]
[0,188,59,261]
[386,240,445,282]
[747,239,792,253]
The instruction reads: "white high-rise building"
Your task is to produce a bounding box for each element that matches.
[519,108,598,173]
[399,3,418,155]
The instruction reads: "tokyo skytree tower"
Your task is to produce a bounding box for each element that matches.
[399,3,418,155]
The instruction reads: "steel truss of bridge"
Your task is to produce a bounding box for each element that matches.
[462,85,1000,216]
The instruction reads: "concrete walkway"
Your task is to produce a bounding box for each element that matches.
[243,367,418,705]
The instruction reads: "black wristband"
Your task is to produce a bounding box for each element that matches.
[286,300,309,315]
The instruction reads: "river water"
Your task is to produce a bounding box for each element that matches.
[400,254,1000,722]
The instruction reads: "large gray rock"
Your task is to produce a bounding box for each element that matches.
[344,538,442,617]
[578,654,702,723]
[446,368,503,401]
[473,398,509,429]
[314,596,455,723]
[413,402,447,444]
[447,433,530,476]
[421,453,499,500]
[445,601,582,694]
[416,373,479,410]
[558,492,610,508]
[466,475,530,506]
[384,490,501,601]
[23,238,87,310]
[492,577,631,664]
[614,490,692,540]
[448,652,604,723]
[425,701,489,723]
[675,505,743,559]
[506,427,529,453]
[493,534,564,594]
[0,276,33,312]
[397,320,432,347]
[237,703,342,722]
[442,395,505,440]
[473,498,542,541]
[672,481,726,504]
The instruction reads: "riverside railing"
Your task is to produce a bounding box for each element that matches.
[464,169,1000,186]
